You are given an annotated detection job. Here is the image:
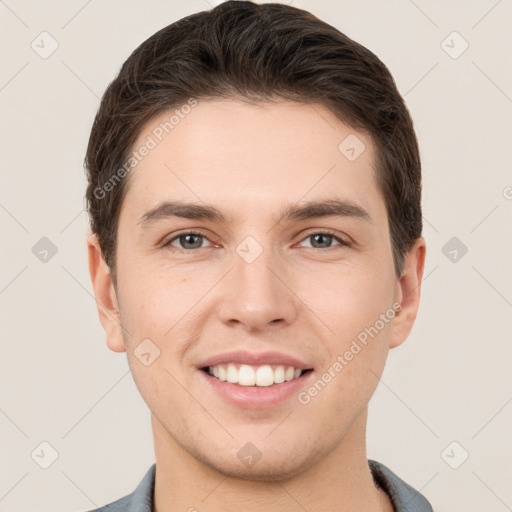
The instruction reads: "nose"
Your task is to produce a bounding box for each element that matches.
[216,243,299,333]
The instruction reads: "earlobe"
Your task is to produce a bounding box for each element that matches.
[87,234,126,353]
[389,237,426,349]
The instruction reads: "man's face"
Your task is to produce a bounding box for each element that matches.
[91,99,423,479]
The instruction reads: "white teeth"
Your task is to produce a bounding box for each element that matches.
[255,365,274,387]
[207,363,306,386]
[285,366,295,381]
[274,365,285,384]
[226,363,238,384]
[239,365,256,386]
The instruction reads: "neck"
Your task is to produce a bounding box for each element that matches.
[152,410,393,512]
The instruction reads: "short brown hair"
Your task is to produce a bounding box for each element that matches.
[85,0,422,284]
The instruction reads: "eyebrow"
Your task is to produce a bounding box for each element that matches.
[138,198,373,228]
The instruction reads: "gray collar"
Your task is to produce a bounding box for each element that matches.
[89,460,433,512]
[369,460,433,511]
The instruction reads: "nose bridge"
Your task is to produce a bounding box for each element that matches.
[217,234,298,329]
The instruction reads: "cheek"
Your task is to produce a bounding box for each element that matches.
[306,268,394,408]
[117,266,207,380]
[117,262,188,332]
[308,263,395,345]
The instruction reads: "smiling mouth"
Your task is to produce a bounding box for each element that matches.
[201,363,314,387]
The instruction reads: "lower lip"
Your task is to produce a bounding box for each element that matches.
[198,369,315,409]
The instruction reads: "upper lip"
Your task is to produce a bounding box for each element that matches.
[199,350,313,370]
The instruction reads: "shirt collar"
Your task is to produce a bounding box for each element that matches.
[118,460,433,512]
[369,459,433,511]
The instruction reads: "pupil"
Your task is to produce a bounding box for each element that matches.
[313,234,331,248]
[182,234,202,248]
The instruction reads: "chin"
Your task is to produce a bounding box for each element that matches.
[196,446,315,482]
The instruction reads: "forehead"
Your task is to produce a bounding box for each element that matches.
[120,99,384,224]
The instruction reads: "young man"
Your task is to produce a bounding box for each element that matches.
[85,1,430,510]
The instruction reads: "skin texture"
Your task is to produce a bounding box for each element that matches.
[88,99,425,512]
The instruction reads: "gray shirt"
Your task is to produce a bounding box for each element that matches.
[85,460,433,511]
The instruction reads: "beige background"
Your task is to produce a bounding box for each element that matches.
[1,1,511,511]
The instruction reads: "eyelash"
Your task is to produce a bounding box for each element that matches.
[163,229,351,253]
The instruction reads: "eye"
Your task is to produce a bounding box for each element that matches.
[164,231,215,252]
[163,229,350,253]
[297,230,350,249]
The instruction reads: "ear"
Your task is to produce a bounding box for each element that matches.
[87,233,126,353]
[389,237,426,349]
